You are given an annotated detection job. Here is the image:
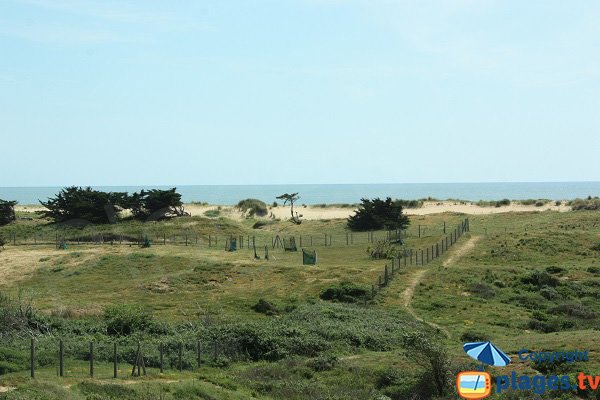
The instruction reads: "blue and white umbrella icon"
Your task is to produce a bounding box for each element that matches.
[463,342,511,367]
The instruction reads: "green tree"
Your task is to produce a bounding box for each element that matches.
[347,197,409,231]
[38,186,129,224]
[129,188,187,221]
[0,199,17,226]
[276,192,301,224]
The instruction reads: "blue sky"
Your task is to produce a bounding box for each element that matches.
[1,0,599,186]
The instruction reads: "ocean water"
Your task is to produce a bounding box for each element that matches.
[1,182,599,205]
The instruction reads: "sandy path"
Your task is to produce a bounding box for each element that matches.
[401,236,481,336]
[442,236,481,268]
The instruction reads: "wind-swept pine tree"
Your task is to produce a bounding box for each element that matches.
[347,197,410,232]
[0,199,17,226]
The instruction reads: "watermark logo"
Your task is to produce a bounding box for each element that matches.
[456,371,491,399]
[457,342,593,398]
[457,341,510,399]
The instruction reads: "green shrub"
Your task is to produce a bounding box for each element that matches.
[549,303,597,319]
[587,266,600,274]
[546,265,565,274]
[521,270,560,288]
[540,286,561,300]
[460,331,490,343]
[0,360,21,375]
[203,209,220,217]
[571,198,600,211]
[591,243,600,252]
[468,282,495,298]
[320,282,370,303]
[307,355,338,372]
[251,299,279,316]
[237,199,268,217]
[376,367,403,388]
[367,240,398,259]
[104,304,154,335]
[393,199,424,209]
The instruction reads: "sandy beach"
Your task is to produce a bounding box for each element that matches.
[15,200,571,221]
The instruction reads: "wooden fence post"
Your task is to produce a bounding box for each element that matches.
[197,340,201,368]
[179,343,183,371]
[89,342,94,378]
[59,340,64,377]
[30,338,35,378]
[113,342,118,378]
[384,265,389,286]
[159,343,164,373]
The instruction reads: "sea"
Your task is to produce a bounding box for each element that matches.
[1,182,599,206]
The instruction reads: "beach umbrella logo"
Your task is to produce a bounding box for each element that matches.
[457,342,509,399]
[463,341,511,367]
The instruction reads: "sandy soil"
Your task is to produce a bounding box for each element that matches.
[14,201,570,221]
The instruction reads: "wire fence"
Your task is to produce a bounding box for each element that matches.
[10,336,244,380]
[369,218,471,297]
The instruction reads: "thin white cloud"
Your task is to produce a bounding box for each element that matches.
[2,0,212,45]
[360,1,600,87]
[0,19,146,45]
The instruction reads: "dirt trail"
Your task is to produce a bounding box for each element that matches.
[401,236,481,336]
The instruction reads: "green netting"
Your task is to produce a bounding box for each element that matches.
[302,249,317,265]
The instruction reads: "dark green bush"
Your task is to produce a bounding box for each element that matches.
[587,266,600,274]
[0,360,21,375]
[468,282,495,298]
[521,270,560,288]
[571,198,600,211]
[104,304,154,335]
[251,299,278,315]
[540,286,561,300]
[376,367,403,388]
[393,199,423,209]
[460,331,490,343]
[546,266,565,274]
[0,199,17,226]
[307,355,338,372]
[319,282,370,303]
[549,303,597,319]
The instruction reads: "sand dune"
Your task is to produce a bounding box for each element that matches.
[15,201,570,221]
